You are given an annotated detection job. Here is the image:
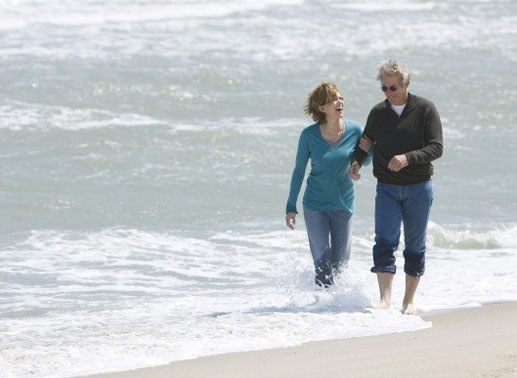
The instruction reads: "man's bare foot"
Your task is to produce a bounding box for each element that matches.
[402,275,420,315]
[373,273,393,311]
[367,300,391,311]
[402,303,417,315]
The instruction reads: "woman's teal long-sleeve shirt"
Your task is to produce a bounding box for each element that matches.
[286,120,371,214]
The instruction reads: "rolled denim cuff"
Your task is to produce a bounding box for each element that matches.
[370,266,396,274]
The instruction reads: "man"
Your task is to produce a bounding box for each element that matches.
[350,60,443,314]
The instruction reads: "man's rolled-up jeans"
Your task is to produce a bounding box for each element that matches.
[370,180,433,277]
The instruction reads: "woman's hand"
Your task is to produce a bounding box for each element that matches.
[359,135,372,152]
[349,161,361,181]
[285,213,296,230]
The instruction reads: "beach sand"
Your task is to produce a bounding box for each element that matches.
[84,302,517,378]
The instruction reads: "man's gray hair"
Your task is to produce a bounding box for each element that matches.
[377,59,410,85]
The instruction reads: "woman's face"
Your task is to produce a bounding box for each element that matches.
[380,76,409,106]
[319,92,344,121]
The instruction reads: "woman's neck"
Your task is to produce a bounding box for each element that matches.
[319,119,344,143]
[321,118,342,131]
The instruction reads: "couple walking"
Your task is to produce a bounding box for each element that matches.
[285,60,443,314]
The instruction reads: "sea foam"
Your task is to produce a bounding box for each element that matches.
[2,223,517,377]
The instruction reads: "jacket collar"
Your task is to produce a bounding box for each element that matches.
[383,92,415,115]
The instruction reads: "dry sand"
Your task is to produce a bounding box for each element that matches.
[84,302,517,378]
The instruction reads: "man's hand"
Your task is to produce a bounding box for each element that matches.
[285,213,296,230]
[349,160,361,181]
[388,154,408,172]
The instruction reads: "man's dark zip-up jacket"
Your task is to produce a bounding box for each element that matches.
[353,93,443,185]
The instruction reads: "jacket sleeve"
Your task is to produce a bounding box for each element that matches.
[352,109,376,167]
[405,102,443,164]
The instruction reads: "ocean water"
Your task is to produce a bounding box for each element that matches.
[1,0,517,377]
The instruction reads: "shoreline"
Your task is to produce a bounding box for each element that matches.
[82,302,517,378]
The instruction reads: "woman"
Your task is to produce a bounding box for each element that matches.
[285,82,370,288]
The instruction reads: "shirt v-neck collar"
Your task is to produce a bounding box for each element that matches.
[318,120,347,147]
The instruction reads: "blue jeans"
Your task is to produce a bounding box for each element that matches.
[371,180,433,277]
[303,207,353,287]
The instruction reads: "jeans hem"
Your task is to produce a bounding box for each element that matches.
[404,269,425,277]
[370,266,396,274]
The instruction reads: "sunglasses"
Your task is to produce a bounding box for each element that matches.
[381,85,398,92]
